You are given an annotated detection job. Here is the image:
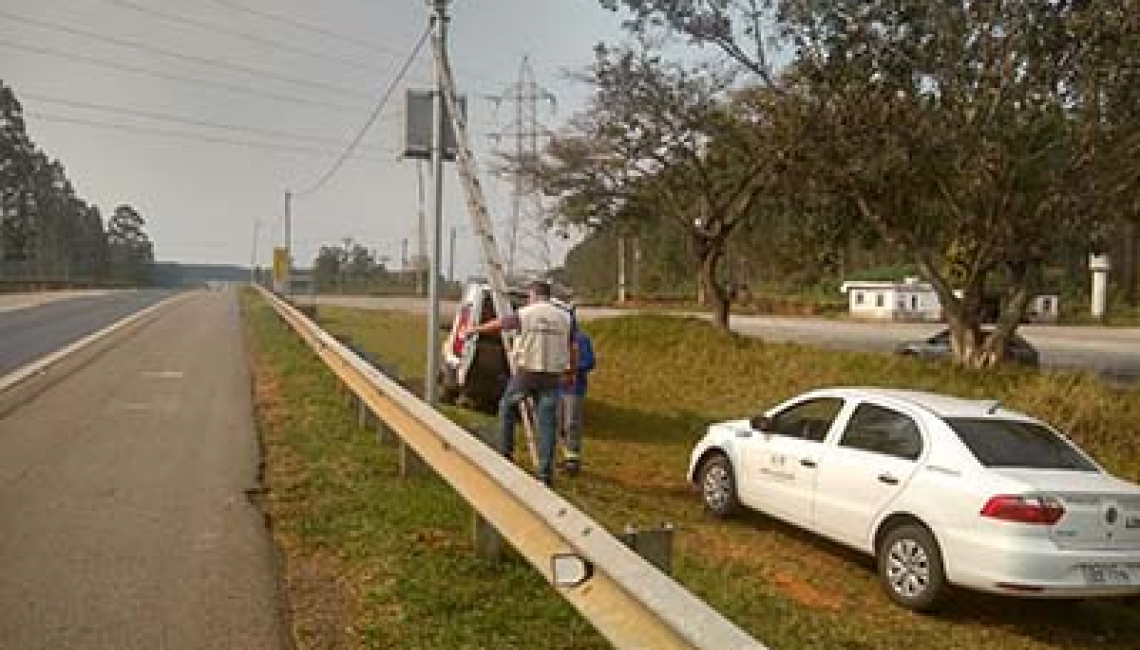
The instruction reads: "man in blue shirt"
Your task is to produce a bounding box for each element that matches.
[560,328,595,475]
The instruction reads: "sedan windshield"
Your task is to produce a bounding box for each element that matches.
[947,418,1098,471]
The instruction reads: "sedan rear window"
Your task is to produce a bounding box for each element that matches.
[946,418,1097,471]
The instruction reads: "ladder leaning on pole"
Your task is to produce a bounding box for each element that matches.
[430,21,541,468]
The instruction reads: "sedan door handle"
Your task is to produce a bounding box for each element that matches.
[878,473,899,485]
[800,458,817,468]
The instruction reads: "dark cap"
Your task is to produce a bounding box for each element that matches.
[527,278,552,297]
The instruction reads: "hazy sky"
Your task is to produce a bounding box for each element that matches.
[1,0,628,274]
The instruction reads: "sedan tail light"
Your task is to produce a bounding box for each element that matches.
[452,305,472,357]
[980,495,1065,525]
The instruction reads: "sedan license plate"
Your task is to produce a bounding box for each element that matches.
[1082,564,1135,586]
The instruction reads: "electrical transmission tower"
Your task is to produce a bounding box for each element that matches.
[490,56,555,277]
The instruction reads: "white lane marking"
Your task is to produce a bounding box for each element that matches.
[141,370,184,379]
[106,399,180,413]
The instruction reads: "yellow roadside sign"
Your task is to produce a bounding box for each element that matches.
[273,247,290,281]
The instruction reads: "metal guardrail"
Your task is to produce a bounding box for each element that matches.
[257,286,764,650]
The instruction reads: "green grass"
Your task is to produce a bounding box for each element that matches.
[305,304,1140,650]
[242,296,607,649]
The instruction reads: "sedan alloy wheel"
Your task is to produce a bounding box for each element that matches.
[878,524,949,612]
[699,454,740,517]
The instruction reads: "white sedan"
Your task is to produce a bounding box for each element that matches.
[688,387,1140,611]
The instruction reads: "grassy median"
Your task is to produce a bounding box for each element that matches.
[308,303,1140,650]
[242,293,607,649]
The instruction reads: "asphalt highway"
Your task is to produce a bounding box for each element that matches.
[0,289,285,649]
[0,290,174,376]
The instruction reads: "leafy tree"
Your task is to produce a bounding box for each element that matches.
[313,244,345,291]
[311,238,385,292]
[1,83,36,266]
[79,204,109,279]
[542,46,775,328]
[345,239,378,280]
[598,0,782,84]
[765,0,1139,367]
[107,204,154,284]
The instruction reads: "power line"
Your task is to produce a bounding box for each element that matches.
[0,10,375,100]
[203,0,403,56]
[0,40,367,114]
[21,92,401,149]
[295,26,430,198]
[26,111,402,160]
[204,0,507,90]
[88,0,395,76]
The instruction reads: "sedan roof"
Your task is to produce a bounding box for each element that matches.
[819,387,1037,421]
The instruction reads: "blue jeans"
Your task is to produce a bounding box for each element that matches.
[560,393,584,460]
[499,379,559,486]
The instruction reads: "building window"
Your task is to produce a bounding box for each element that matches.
[875,294,884,308]
[855,292,864,305]
[911,295,918,310]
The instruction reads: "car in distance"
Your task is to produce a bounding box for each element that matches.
[896,327,1040,367]
[688,387,1140,611]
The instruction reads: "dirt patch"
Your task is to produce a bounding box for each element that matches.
[770,569,845,611]
[280,542,363,650]
[682,525,852,612]
[253,372,287,431]
[410,527,452,549]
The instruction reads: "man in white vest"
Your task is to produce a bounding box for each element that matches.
[466,279,575,486]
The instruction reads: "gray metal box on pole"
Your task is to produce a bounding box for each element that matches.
[404,90,465,161]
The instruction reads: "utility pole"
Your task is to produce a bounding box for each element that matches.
[617,235,627,304]
[283,190,292,295]
[431,5,543,473]
[415,160,428,296]
[448,225,457,284]
[425,0,448,405]
[250,219,261,285]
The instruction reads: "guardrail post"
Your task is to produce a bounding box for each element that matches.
[357,397,369,429]
[374,417,392,445]
[618,523,675,575]
[400,442,428,477]
[467,424,505,561]
[471,510,503,561]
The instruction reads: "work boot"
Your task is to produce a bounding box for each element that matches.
[560,458,581,476]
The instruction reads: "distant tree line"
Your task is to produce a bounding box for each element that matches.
[1,81,154,287]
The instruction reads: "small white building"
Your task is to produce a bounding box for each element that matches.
[841,277,1061,323]
[841,277,942,321]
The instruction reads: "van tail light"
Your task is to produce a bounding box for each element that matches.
[452,305,472,356]
[980,495,1064,525]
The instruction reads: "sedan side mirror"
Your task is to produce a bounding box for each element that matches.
[749,414,773,432]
